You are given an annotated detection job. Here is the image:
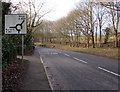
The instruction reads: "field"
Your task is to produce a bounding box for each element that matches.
[36,43,119,60]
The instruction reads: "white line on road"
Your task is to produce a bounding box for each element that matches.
[51,53,58,55]
[64,53,70,57]
[40,57,44,64]
[39,52,54,91]
[98,67,120,77]
[73,57,80,61]
[73,57,87,64]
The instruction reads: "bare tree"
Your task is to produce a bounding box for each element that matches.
[12,0,51,44]
[95,3,109,47]
[15,0,51,31]
[100,1,120,47]
[77,2,97,48]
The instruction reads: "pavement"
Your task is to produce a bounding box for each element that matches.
[38,46,120,90]
[19,48,51,91]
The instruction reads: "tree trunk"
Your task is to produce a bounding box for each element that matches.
[115,30,118,47]
[87,37,90,48]
[91,30,95,48]
[95,26,97,47]
[99,25,102,47]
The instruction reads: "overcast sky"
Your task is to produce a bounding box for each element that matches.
[9,0,82,21]
[6,0,116,21]
[43,0,82,21]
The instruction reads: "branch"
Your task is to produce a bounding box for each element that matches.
[100,2,120,11]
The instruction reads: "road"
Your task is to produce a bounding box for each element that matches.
[37,46,119,90]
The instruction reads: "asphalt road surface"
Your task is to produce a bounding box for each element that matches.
[37,46,119,90]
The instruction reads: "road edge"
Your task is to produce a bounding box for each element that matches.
[38,52,54,91]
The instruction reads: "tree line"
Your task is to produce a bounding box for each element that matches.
[35,1,120,48]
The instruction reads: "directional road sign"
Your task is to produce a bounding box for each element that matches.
[5,14,27,34]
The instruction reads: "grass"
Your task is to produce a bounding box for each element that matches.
[45,43,119,60]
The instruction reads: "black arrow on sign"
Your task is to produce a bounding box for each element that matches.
[9,20,24,34]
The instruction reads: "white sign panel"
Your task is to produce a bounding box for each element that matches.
[5,14,27,34]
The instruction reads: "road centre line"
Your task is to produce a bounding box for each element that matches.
[51,53,58,55]
[98,67,120,77]
[73,57,80,61]
[64,53,70,57]
[73,57,87,64]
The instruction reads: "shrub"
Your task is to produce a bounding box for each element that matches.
[2,36,17,68]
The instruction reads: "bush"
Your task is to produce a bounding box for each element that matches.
[40,44,46,47]
[24,44,35,55]
[2,36,17,68]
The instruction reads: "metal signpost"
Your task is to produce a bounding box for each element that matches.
[5,14,27,61]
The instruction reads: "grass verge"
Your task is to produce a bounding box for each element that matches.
[45,44,119,60]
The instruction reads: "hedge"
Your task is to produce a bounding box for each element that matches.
[2,36,17,68]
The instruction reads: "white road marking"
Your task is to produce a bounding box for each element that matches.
[98,67,120,77]
[39,52,54,91]
[50,53,58,55]
[64,53,70,57]
[52,53,58,55]
[80,60,88,64]
[40,57,44,64]
[73,57,87,64]
[73,57,80,61]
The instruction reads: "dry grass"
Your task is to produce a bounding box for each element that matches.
[46,44,119,60]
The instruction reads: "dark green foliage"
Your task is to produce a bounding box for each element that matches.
[2,2,11,34]
[2,2,17,68]
[9,34,35,55]
[2,36,17,68]
[2,2,34,66]
[8,35,22,55]
[25,29,33,46]
[24,28,35,54]
[104,28,110,44]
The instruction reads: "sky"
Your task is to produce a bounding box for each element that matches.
[9,0,82,21]
[43,0,82,21]
[6,0,117,21]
